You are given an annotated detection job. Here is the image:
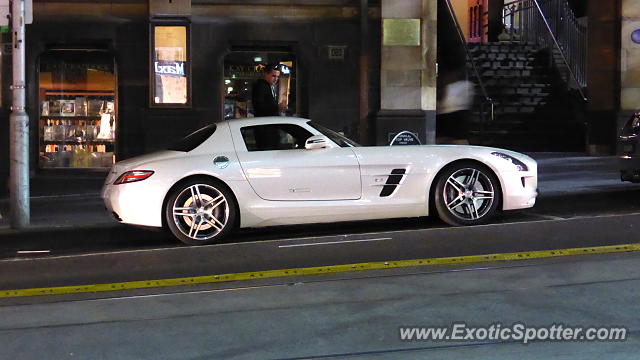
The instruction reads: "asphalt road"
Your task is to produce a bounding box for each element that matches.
[0,155,637,274]
[1,252,638,359]
[2,175,640,259]
[1,155,639,359]
[0,155,639,272]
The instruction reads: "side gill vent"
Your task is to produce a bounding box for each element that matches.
[379,169,406,197]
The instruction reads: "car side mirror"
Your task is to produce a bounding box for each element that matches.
[305,135,333,150]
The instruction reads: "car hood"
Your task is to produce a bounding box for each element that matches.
[104,150,185,185]
[350,144,536,174]
[355,144,533,160]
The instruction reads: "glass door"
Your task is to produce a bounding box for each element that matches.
[223,51,297,119]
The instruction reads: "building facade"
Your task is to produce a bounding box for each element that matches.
[0,0,635,195]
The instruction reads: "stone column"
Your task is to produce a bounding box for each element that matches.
[375,0,437,145]
[618,0,640,154]
[586,0,620,155]
[621,1,640,112]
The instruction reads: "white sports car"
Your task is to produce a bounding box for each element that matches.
[102,117,537,245]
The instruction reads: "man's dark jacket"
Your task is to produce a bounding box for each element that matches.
[252,79,279,117]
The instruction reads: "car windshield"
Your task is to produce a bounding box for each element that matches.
[306,121,361,147]
[168,124,217,152]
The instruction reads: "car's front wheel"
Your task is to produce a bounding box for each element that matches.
[434,162,501,226]
[165,179,237,245]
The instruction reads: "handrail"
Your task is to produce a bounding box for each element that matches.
[532,0,587,101]
[501,0,587,101]
[444,0,494,123]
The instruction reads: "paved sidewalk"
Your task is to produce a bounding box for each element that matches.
[0,171,114,233]
[0,153,628,237]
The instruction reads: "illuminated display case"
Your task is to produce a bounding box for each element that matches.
[38,50,117,169]
[150,22,191,107]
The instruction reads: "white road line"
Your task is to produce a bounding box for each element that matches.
[528,214,566,220]
[3,212,640,263]
[16,250,51,254]
[31,193,101,200]
[278,237,392,248]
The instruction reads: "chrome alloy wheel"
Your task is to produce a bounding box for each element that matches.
[441,168,495,221]
[172,184,229,241]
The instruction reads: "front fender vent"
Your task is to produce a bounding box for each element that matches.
[380,169,406,197]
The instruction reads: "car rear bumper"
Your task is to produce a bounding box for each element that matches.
[102,182,165,228]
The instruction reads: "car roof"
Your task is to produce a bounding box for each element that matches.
[219,117,310,127]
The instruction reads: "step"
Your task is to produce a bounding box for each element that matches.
[480,53,535,62]
[486,97,547,107]
[475,61,535,70]
[480,69,532,77]
[479,79,553,89]
[518,83,549,88]
[469,42,539,51]
[494,106,536,114]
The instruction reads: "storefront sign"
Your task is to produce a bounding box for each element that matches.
[328,45,346,60]
[224,64,263,79]
[383,19,421,46]
[151,23,190,106]
[389,131,421,146]
[154,61,186,77]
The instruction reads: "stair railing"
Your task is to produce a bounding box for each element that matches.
[502,0,587,101]
[444,0,495,134]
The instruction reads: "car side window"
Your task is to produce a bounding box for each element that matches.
[240,124,314,152]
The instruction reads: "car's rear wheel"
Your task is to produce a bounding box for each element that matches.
[434,162,501,226]
[165,179,237,245]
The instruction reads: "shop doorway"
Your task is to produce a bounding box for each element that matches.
[38,49,117,169]
[223,51,297,119]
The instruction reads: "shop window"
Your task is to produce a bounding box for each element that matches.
[240,124,312,151]
[151,22,190,107]
[38,50,117,169]
[223,51,296,119]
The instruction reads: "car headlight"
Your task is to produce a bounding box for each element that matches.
[113,170,154,184]
[491,152,528,171]
[626,112,640,136]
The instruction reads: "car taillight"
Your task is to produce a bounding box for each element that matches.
[113,170,154,185]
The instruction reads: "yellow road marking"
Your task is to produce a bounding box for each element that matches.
[2,243,639,298]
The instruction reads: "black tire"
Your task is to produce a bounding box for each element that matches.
[433,162,501,226]
[165,178,237,245]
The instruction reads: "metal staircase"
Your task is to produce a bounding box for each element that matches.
[444,0,588,151]
[466,42,585,150]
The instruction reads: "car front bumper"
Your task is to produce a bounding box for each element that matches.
[619,135,640,182]
[619,155,640,183]
[500,169,538,210]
